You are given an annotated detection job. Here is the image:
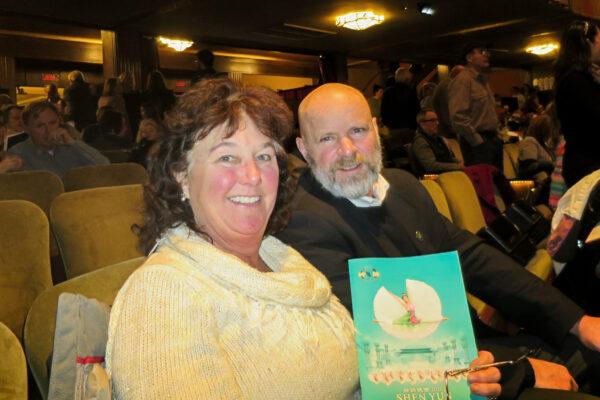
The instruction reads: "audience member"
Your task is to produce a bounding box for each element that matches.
[8,101,108,177]
[518,115,555,204]
[417,81,437,110]
[367,84,384,125]
[448,43,503,170]
[554,20,600,187]
[45,83,66,115]
[128,118,163,168]
[140,70,176,119]
[82,107,129,151]
[191,49,225,84]
[381,66,420,145]
[411,109,463,175]
[277,83,600,399]
[512,86,526,110]
[63,70,97,132]
[98,78,130,139]
[106,78,361,399]
[432,65,464,138]
[1,104,27,149]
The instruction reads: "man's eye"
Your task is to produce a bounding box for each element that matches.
[352,127,366,134]
[320,135,334,143]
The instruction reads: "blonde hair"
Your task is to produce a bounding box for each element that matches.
[136,118,163,143]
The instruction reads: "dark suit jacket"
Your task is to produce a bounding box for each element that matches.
[277,168,585,397]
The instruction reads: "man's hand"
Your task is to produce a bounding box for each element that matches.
[468,351,502,398]
[49,127,75,145]
[528,358,578,391]
[571,315,600,353]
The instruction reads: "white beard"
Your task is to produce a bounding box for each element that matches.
[308,147,383,199]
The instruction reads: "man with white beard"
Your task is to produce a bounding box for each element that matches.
[277,83,600,399]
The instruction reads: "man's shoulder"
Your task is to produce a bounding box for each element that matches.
[382,168,420,187]
[8,139,34,155]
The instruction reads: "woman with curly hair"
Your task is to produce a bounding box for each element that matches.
[105,78,358,399]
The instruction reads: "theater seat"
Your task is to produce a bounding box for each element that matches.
[420,179,452,221]
[50,184,145,279]
[437,171,486,233]
[0,322,27,400]
[436,171,554,328]
[445,138,464,165]
[24,257,145,399]
[63,162,148,191]
[0,170,64,216]
[0,200,53,342]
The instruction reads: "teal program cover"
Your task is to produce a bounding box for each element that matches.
[348,251,484,400]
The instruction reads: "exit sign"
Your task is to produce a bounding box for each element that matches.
[41,73,59,82]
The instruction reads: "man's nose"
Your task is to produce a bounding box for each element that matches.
[339,136,357,156]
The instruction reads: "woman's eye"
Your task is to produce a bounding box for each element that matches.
[257,153,272,162]
[217,155,235,163]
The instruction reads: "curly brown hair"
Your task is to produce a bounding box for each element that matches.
[137,78,294,254]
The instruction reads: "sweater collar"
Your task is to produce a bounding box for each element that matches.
[159,224,333,309]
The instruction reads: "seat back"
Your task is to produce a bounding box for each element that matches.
[50,184,145,278]
[0,200,53,342]
[503,143,519,180]
[445,138,464,164]
[0,171,64,215]
[436,171,486,233]
[0,322,27,400]
[63,162,148,192]
[24,257,145,399]
[420,179,452,221]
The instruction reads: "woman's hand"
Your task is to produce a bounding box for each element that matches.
[467,351,501,398]
[0,154,23,173]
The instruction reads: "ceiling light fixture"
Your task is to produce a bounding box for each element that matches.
[526,43,559,55]
[335,11,384,31]
[158,36,194,51]
[417,3,436,15]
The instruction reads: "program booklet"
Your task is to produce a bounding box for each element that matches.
[349,251,483,400]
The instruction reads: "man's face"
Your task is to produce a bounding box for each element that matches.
[297,87,382,199]
[26,108,61,147]
[418,111,439,135]
[467,48,490,70]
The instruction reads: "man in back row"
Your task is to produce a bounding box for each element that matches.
[8,101,108,177]
[276,83,600,399]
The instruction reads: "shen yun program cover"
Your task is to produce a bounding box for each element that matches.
[349,251,484,400]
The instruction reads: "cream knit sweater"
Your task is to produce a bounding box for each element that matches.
[106,226,358,399]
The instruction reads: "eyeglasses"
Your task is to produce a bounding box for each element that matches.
[421,118,439,124]
[443,349,534,400]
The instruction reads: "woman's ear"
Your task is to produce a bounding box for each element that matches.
[175,171,190,201]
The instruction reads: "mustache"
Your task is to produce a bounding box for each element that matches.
[333,155,363,170]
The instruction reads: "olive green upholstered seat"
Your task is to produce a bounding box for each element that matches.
[63,162,148,192]
[419,179,452,221]
[0,171,64,216]
[24,257,145,399]
[50,184,145,279]
[0,322,27,400]
[0,200,53,342]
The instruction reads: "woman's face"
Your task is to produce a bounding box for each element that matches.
[7,108,23,131]
[140,124,160,141]
[180,112,280,249]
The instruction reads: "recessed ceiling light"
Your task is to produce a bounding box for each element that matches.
[526,43,559,55]
[158,37,194,52]
[335,11,384,31]
[417,2,436,15]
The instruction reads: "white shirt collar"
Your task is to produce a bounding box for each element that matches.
[348,174,389,208]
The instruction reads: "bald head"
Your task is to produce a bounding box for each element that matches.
[299,83,371,140]
[295,83,382,199]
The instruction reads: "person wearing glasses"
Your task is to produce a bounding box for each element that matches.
[448,43,503,171]
[411,109,464,176]
[555,20,600,188]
